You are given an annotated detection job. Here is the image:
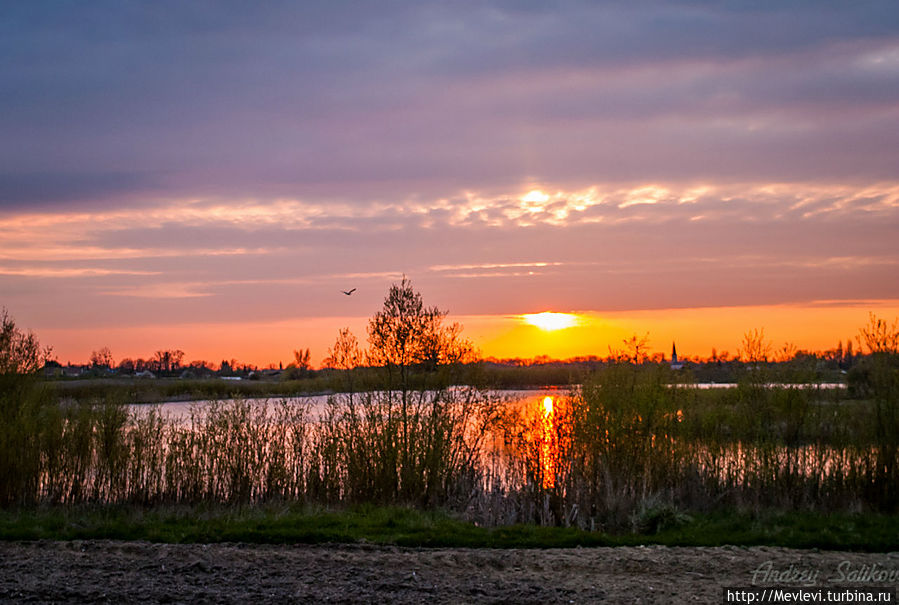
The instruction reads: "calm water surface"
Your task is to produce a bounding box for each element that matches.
[139,388,563,420]
[141,381,845,418]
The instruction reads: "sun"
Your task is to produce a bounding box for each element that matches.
[521,189,550,203]
[521,312,580,331]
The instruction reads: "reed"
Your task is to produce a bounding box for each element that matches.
[1,362,896,532]
[482,360,897,531]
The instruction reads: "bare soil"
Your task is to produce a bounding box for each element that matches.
[1,541,896,604]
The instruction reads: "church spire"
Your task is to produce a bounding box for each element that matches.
[670,342,683,370]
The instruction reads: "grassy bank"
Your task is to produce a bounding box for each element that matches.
[43,363,580,405]
[47,376,339,405]
[1,505,896,551]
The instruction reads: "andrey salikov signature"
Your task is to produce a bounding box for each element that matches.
[751,561,899,586]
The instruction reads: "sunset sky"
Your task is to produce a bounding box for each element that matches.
[2,2,898,367]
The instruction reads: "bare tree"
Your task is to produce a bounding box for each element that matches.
[292,348,312,371]
[739,328,772,364]
[0,308,50,374]
[324,328,362,371]
[775,342,798,363]
[282,348,313,380]
[622,333,650,365]
[89,346,114,369]
[366,276,475,482]
[858,313,899,354]
[324,328,363,402]
[152,349,185,373]
[367,276,473,387]
[188,360,215,371]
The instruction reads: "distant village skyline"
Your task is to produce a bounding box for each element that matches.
[36,301,891,370]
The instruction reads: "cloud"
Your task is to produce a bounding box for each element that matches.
[1,3,898,210]
[2,181,897,252]
[0,182,896,321]
[0,266,159,278]
[1,3,897,343]
[0,171,159,206]
[101,283,212,299]
[430,262,562,272]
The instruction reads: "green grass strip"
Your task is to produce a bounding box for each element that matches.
[0,505,896,551]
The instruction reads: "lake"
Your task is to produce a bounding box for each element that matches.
[139,388,564,420]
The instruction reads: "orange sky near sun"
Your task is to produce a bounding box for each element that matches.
[37,301,899,367]
[467,302,899,362]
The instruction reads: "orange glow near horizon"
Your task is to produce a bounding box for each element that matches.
[468,300,899,362]
[33,300,899,368]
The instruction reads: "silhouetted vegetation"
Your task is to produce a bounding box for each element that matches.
[1,297,897,543]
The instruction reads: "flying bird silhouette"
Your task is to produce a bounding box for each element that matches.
[342,288,356,296]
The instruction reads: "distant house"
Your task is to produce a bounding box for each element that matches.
[670,342,684,370]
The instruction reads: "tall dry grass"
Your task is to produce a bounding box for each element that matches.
[1,363,896,530]
[480,360,897,530]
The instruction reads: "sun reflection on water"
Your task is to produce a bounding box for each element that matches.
[541,396,555,488]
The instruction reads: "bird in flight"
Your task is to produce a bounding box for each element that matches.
[342,288,356,296]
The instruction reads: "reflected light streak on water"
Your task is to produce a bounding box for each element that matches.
[541,396,555,489]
